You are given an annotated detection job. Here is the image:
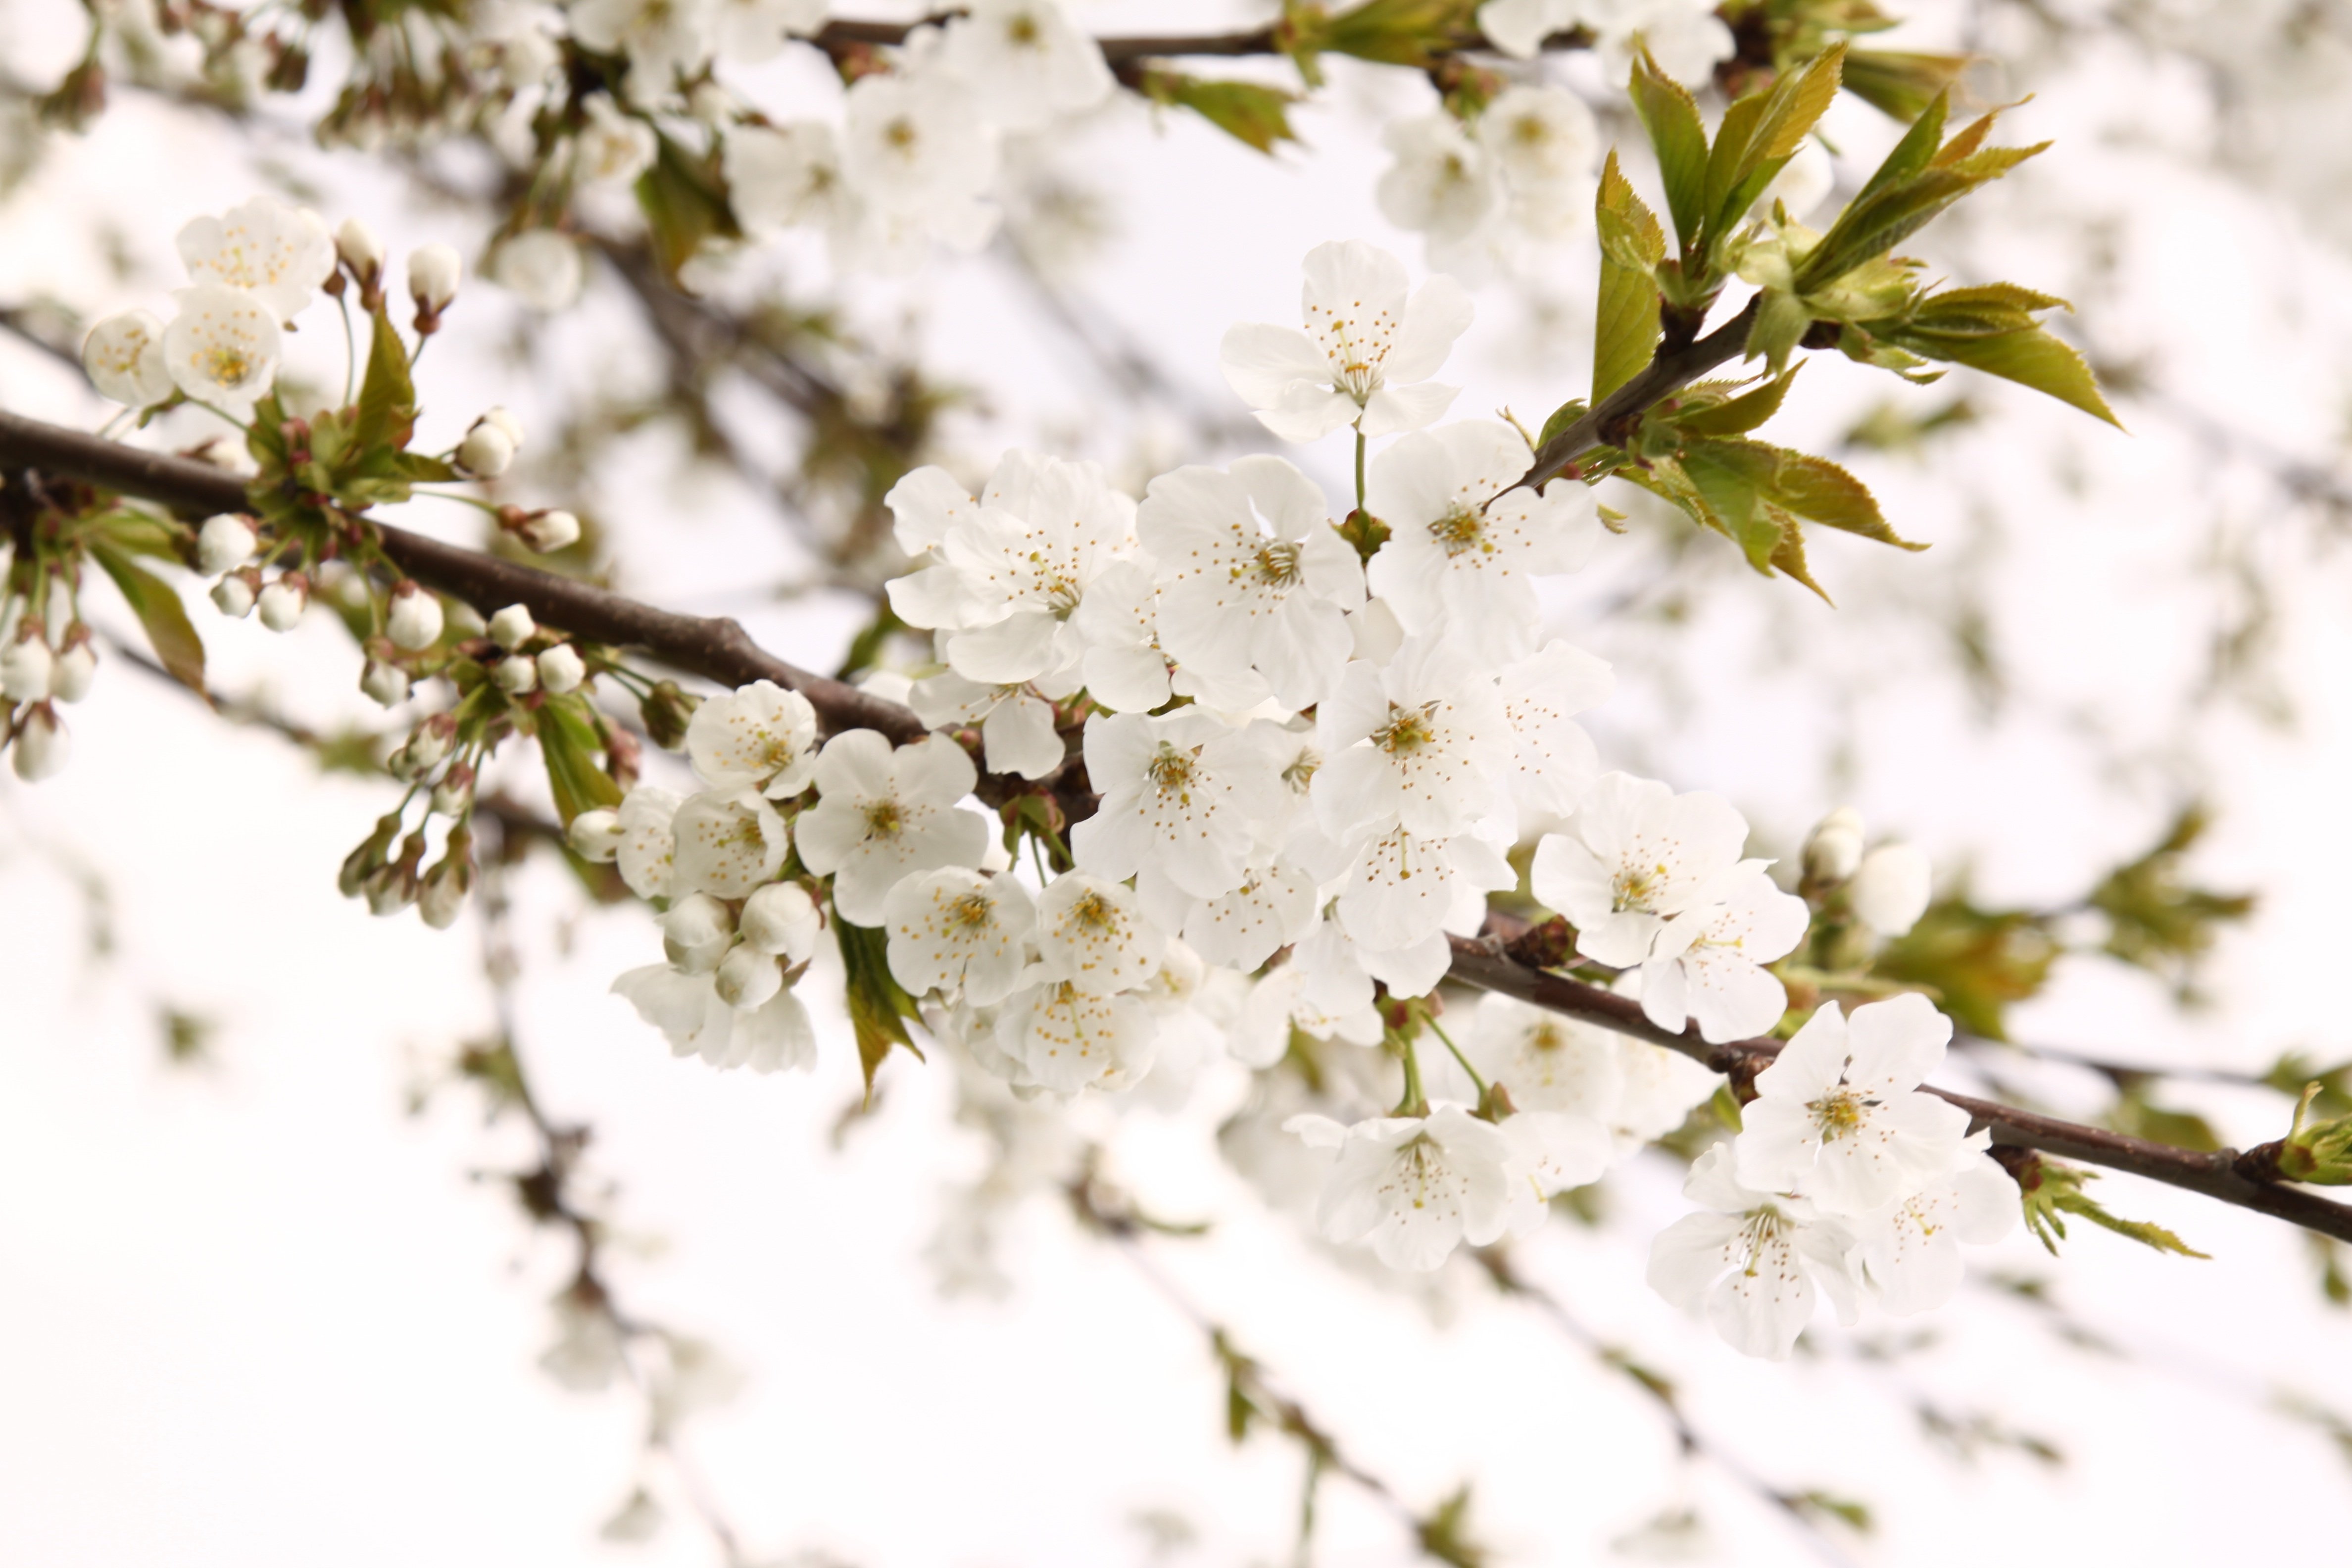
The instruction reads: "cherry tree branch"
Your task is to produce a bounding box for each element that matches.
[1515,297,1764,492]
[812,14,1586,65]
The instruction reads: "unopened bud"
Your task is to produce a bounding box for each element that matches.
[360,657,411,708]
[385,580,443,650]
[406,242,461,312]
[1802,805,1865,886]
[480,406,524,447]
[488,603,536,649]
[336,217,385,283]
[393,712,457,780]
[568,807,623,862]
[210,570,259,620]
[741,881,821,962]
[1851,842,1932,937]
[257,571,310,632]
[339,811,404,898]
[456,421,515,479]
[660,892,736,975]
[714,943,784,1010]
[1,634,52,701]
[537,643,587,695]
[514,508,580,554]
[431,759,476,817]
[369,831,429,916]
[196,512,259,576]
[640,680,697,751]
[11,702,69,781]
[419,836,476,930]
[493,653,538,694]
[49,637,96,703]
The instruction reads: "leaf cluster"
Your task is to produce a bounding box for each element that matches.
[2085,804,2255,995]
[2009,1153,2208,1260]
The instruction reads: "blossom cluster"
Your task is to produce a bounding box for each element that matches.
[0,545,95,782]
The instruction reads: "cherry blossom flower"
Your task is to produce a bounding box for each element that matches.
[1496,639,1611,820]
[1073,710,1278,901]
[614,966,819,1072]
[686,680,819,799]
[385,581,443,650]
[1647,1144,1860,1360]
[1375,116,1500,261]
[1850,842,1932,936]
[939,0,1114,134]
[1802,805,1865,884]
[162,284,281,416]
[1331,821,1516,952]
[1640,869,1810,1043]
[884,868,1037,1006]
[12,703,68,781]
[1231,962,1383,1068]
[908,671,1065,781]
[176,196,334,323]
[1181,858,1321,973]
[841,71,1000,256]
[1611,1037,1724,1153]
[659,891,736,974]
[670,789,791,899]
[1363,420,1603,667]
[1138,456,1364,709]
[1475,85,1598,197]
[575,93,657,185]
[82,311,174,406]
[1032,872,1166,995]
[712,0,824,63]
[991,976,1157,1094]
[568,0,715,98]
[1286,1107,1516,1271]
[724,123,857,240]
[615,785,683,899]
[795,731,990,925]
[1499,1109,1614,1233]
[741,881,823,962]
[490,231,585,313]
[1219,240,1472,443]
[1734,993,1974,1216]
[1529,772,1753,966]
[1313,643,1510,842]
[538,645,587,695]
[1468,993,1625,1116]
[1851,1134,2019,1315]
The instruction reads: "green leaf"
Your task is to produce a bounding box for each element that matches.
[352,304,417,455]
[1850,90,1951,208]
[1137,70,1300,154]
[2085,804,2255,986]
[1312,0,1477,69]
[1842,50,1971,123]
[89,540,206,696]
[1627,49,1708,249]
[1788,1493,1875,1534]
[1672,369,1799,437]
[639,132,742,281]
[1892,321,2121,427]
[836,917,924,1098]
[1703,42,1846,245]
[1535,397,1589,450]
[86,506,186,562]
[1592,151,1665,403]
[1871,896,2059,1039]
[1770,449,1922,549]
[2013,1156,2209,1260]
[1679,440,1784,574]
[535,696,624,826]
[1796,141,2048,295]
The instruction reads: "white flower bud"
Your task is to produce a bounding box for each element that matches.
[1851,843,1933,937]
[493,653,538,694]
[49,640,96,703]
[481,406,524,447]
[1,635,52,701]
[406,243,462,311]
[536,644,587,695]
[397,713,457,779]
[418,872,466,930]
[488,603,536,649]
[516,508,581,553]
[456,421,516,479]
[386,581,443,649]
[660,892,736,974]
[12,702,68,780]
[714,944,784,1010]
[431,761,476,817]
[257,573,309,632]
[740,881,821,962]
[210,572,257,619]
[361,658,411,708]
[336,217,384,281]
[1802,805,1865,885]
[568,808,623,862]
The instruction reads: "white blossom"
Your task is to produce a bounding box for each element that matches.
[1073,710,1277,901]
[1468,993,1624,1116]
[334,217,383,282]
[1850,842,1932,936]
[1376,114,1501,255]
[1287,1107,1515,1271]
[406,244,462,312]
[1313,642,1510,842]
[575,92,656,184]
[569,809,624,863]
[1851,1134,2019,1315]
[741,881,823,962]
[1735,993,1974,1216]
[1477,85,1598,240]
[884,868,1036,1005]
[1499,1109,1615,1233]
[670,789,790,899]
[1529,772,1753,967]
[715,943,784,1010]
[1496,639,1610,820]
[1363,420,1603,667]
[568,0,715,97]
[1802,805,1865,884]
[162,284,281,416]
[1032,872,1165,995]
[991,975,1156,1094]
[82,311,174,406]
[176,196,334,322]
[938,0,1114,133]
[490,231,585,312]
[794,731,989,925]
[1182,857,1321,972]
[1641,870,1810,1043]
[612,964,733,1056]
[12,703,68,781]
[685,679,819,799]
[659,890,737,974]
[358,656,407,706]
[1,635,52,702]
[257,575,307,631]
[1220,240,1472,443]
[841,71,999,256]
[1332,821,1516,952]
[1647,1145,1860,1360]
[457,420,516,479]
[49,640,95,703]
[1138,456,1364,710]
[724,123,857,239]
[517,509,581,553]
[1231,962,1382,1067]
[908,671,1065,781]
[493,655,537,695]
[1612,1036,1726,1153]
[615,785,683,898]
[713,0,825,62]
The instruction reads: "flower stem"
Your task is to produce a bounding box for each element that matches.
[1422,1007,1488,1100]
[1352,428,1366,514]
[1391,1029,1428,1118]
[337,292,356,408]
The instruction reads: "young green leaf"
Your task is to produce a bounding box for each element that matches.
[1702,42,1845,248]
[836,917,925,1098]
[1138,70,1300,155]
[2012,1156,2210,1260]
[352,304,417,455]
[639,132,744,281]
[536,697,625,826]
[1592,151,1665,403]
[1671,368,1800,436]
[89,539,206,695]
[1842,49,1971,123]
[1894,321,2120,427]
[1627,49,1708,249]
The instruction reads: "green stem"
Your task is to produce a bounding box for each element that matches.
[336,292,357,407]
[1423,1009,1488,1101]
[1391,1029,1428,1118]
[1352,427,1366,513]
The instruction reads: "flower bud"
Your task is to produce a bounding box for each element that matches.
[1802,806,1865,886]
[196,512,259,576]
[660,892,736,975]
[210,570,259,620]
[2277,1084,2352,1185]
[480,406,524,447]
[431,759,476,817]
[406,242,461,312]
[12,702,69,781]
[1851,842,1932,937]
[740,881,821,962]
[336,217,385,283]
[714,944,784,1010]
[49,637,96,703]
[419,836,476,930]
[640,680,697,750]
[488,603,536,649]
[537,643,587,695]
[257,571,310,632]
[368,832,428,916]
[568,807,623,862]
[361,657,412,708]
[339,811,404,898]
[456,421,515,479]
[393,712,457,781]
[514,508,580,553]
[1,634,52,701]
[386,580,443,649]
[493,653,538,694]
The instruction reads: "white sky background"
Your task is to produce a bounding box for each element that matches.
[2,0,2352,1563]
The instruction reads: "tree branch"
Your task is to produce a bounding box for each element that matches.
[1515,297,1763,492]
[812,14,1586,65]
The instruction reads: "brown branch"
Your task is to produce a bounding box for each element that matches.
[0,407,927,743]
[812,14,1585,65]
[1514,296,1763,493]
[1443,934,2352,1245]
